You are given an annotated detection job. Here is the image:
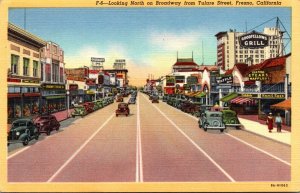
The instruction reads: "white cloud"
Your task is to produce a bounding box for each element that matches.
[149,30,202,51]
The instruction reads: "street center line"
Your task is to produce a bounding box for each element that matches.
[141,94,235,182]
[135,96,140,182]
[47,113,115,182]
[160,99,291,166]
[138,95,144,182]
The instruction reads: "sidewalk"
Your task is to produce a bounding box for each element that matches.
[238,115,291,145]
[52,109,74,122]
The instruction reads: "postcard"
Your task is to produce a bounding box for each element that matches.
[0,0,299,192]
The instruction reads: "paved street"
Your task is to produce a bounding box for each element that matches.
[8,92,290,182]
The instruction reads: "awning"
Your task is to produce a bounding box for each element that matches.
[45,95,66,99]
[220,92,238,102]
[230,97,256,105]
[194,92,206,98]
[271,98,291,110]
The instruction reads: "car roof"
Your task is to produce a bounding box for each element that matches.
[13,118,31,122]
[205,111,223,115]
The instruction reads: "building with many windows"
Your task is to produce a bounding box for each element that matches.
[40,42,66,114]
[215,27,284,70]
[7,23,47,122]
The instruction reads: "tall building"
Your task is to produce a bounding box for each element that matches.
[215,27,284,70]
[7,23,46,122]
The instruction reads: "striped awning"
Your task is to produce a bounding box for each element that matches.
[230,97,257,105]
[194,92,206,98]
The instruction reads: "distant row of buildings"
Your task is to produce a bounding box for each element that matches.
[145,26,291,125]
[7,23,128,123]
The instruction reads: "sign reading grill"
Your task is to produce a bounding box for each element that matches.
[239,31,269,49]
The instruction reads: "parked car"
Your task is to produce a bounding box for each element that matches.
[222,109,242,129]
[198,111,226,132]
[116,103,130,116]
[34,115,60,136]
[128,97,136,104]
[199,105,213,116]
[116,95,124,102]
[83,102,94,113]
[72,104,88,118]
[162,95,168,102]
[151,95,159,103]
[8,119,40,146]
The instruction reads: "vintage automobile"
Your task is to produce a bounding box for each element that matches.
[34,115,60,136]
[95,100,104,109]
[199,105,213,116]
[72,104,88,118]
[152,95,159,103]
[128,97,136,104]
[84,102,94,113]
[8,119,40,146]
[108,96,114,104]
[221,109,242,129]
[198,111,226,132]
[162,95,169,102]
[116,95,124,102]
[116,103,130,116]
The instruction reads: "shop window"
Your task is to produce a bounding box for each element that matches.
[33,60,38,77]
[14,101,22,118]
[23,58,29,76]
[261,50,264,53]
[23,98,32,117]
[46,63,51,82]
[11,55,19,74]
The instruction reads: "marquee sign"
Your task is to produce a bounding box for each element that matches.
[261,94,285,99]
[41,84,65,90]
[248,70,269,81]
[239,31,269,49]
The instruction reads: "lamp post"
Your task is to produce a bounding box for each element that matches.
[66,90,70,118]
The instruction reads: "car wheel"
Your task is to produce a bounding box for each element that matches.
[203,123,208,132]
[220,129,224,132]
[72,115,75,118]
[35,132,39,140]
[23,137,29,146]
[46,129,51,136]
[116,114,118,117]
[56,126,60,131]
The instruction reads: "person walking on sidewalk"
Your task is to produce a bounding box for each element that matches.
[275,113,283,132]
[266,112,274,133]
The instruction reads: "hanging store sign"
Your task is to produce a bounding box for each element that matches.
[239,93,258,98]
[261,94,285,99]
[41,84,65,90]
[166,76,175,86]
[91,57,105,62]
[22,79,40,84]
[216,83,232,89]
[7,78,21,83]
[239,31,269,49]
[216,75,233,84]
[86,90,95,94]
[248,70,269,81]
[187,76,198,84]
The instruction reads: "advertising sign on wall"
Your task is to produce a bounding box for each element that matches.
[239,31,269,49]
[248,70,269,81]
[187,76,198,84]
[166,76,175,86]
[216,75,233,84]
[175,76,185,83]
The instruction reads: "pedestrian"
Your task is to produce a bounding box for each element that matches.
[266,112,274,133]
[275,113,283,132]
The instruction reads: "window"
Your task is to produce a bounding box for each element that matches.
[33,60,38,77]
[46,63,51,82]
[260,50,264,53]
[250,50,253,53]
[11,55,19,74]
[245,50,248,54]
[255,59,259,63]
[23,58,29,76]
[240,55,243,58]
[261,55,264,58]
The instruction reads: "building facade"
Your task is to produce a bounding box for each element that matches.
[215,27,284,70]
[7,23,46,122]
[40,42,66,114]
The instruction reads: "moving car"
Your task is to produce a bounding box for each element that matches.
[8,119,40,146]
[116,103,130,116]
[34,115,60,136]
[116,95,124,102]
[221,109,242,129]
[128,97,136,104]
[198,111,226,132]
[152,95,159,103]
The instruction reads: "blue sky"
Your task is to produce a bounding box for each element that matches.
[9,8,291,86]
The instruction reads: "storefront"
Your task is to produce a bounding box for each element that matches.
[7,78,41,123]
[40,83,66,114]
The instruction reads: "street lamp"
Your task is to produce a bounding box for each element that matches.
[205,87,208,105]
[66,90,70,118]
